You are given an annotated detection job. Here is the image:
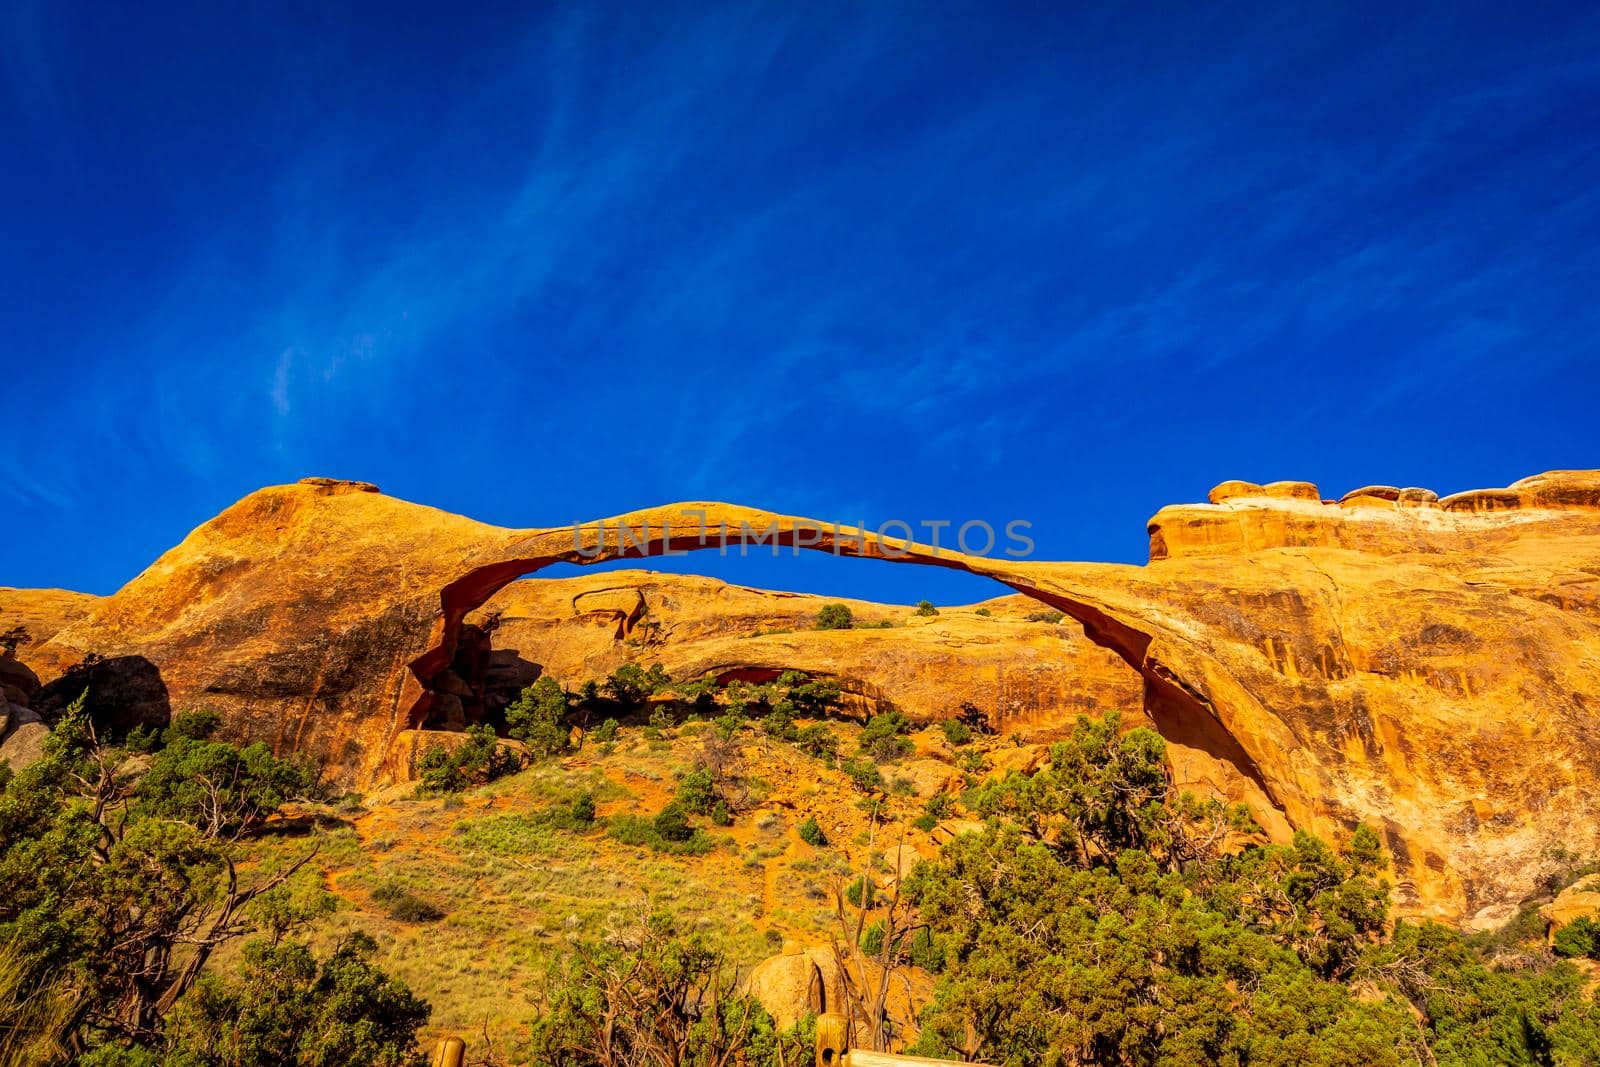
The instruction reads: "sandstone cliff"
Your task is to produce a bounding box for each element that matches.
[0,586,100,673]
[22,470,1600,925]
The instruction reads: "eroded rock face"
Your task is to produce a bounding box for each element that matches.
[22,470,1600,924]
[0,586,100,675]
[470,573,1144,735]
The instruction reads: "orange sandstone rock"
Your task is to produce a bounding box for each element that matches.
[22,469,1600,925]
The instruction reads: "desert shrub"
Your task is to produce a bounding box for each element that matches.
[841,758,883,793]
[590,718,619,744]
[845,877,875,908]
[607,663,671,704]
[711,800,733,827]
[164,708,223,742]
[975,607,991,617]
[912,812,938,832]
[860,710,911,747]
[1553,916,1600,959]
[794,724,838,759]
[899,711,1455,1065]
[924,793,954,819]
[137,722,314,838]
[0,695,425,1063]
[941,719,973,746]
[161,933,429,1067]
[505,676,570,758]
[915,600,939,617]
[417,724,521,793]
[798,817,827,848]
[570,792,596,825]
[654,802,694,842]
[676,768,716,815]
[375,886,444,924]
[815,604,854,630]
[1026,609,1065,624]
[524,912,812,1067]
[861,711,913,763]
[761,707,797,740]
[606,813,715,855]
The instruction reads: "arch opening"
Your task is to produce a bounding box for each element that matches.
[392,504,1289,837]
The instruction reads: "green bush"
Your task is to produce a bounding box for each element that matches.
[0,695,428,1065]
[590,718,619,744]
[607,663,671,704]
[915,600,939,617]
[523,914,812,1066]
[162,933,429,1066]
[570,792,596,825]
[606,812,715,855]
[815,603,854,630]
[912,812,938,832]
[975,607,991,617]
[416,724,521,793]
[1553,916,1600,959]
[505,676,570,758]
[841,758,883,793]
[137,720,315,837]
[653,802,694,842]
[381,890,444,924]
[676,768,716,815]
[941,719,973,746]
[761,707,798,741]
[1026,609,1065,624]
[794,724,838,759]
[861,711,914,763]
[711,800,733,827]
[798,817,827,847]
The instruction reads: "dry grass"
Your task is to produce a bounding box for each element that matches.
[231,719,971,1053]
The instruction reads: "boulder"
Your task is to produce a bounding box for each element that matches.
[1541,874,1600,946]
[895,758,964,798]
[743,945,825,1029]
[0,705,48,771]
[0,655,39,699]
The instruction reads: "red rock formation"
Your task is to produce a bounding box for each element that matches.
[25,470,1600,924]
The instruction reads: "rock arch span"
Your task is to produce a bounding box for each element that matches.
[400,502,1294,840]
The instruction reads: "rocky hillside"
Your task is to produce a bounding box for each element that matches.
[10,469,1600,925]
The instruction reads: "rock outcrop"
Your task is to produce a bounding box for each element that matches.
[0,586,100,675]
[20,470,1600,924]
[1542,875,1600,948]
[0,650,50,771]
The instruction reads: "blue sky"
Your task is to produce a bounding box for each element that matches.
[3,1,1597,604]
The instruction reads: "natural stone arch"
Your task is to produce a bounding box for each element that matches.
[398,502,1294,840]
